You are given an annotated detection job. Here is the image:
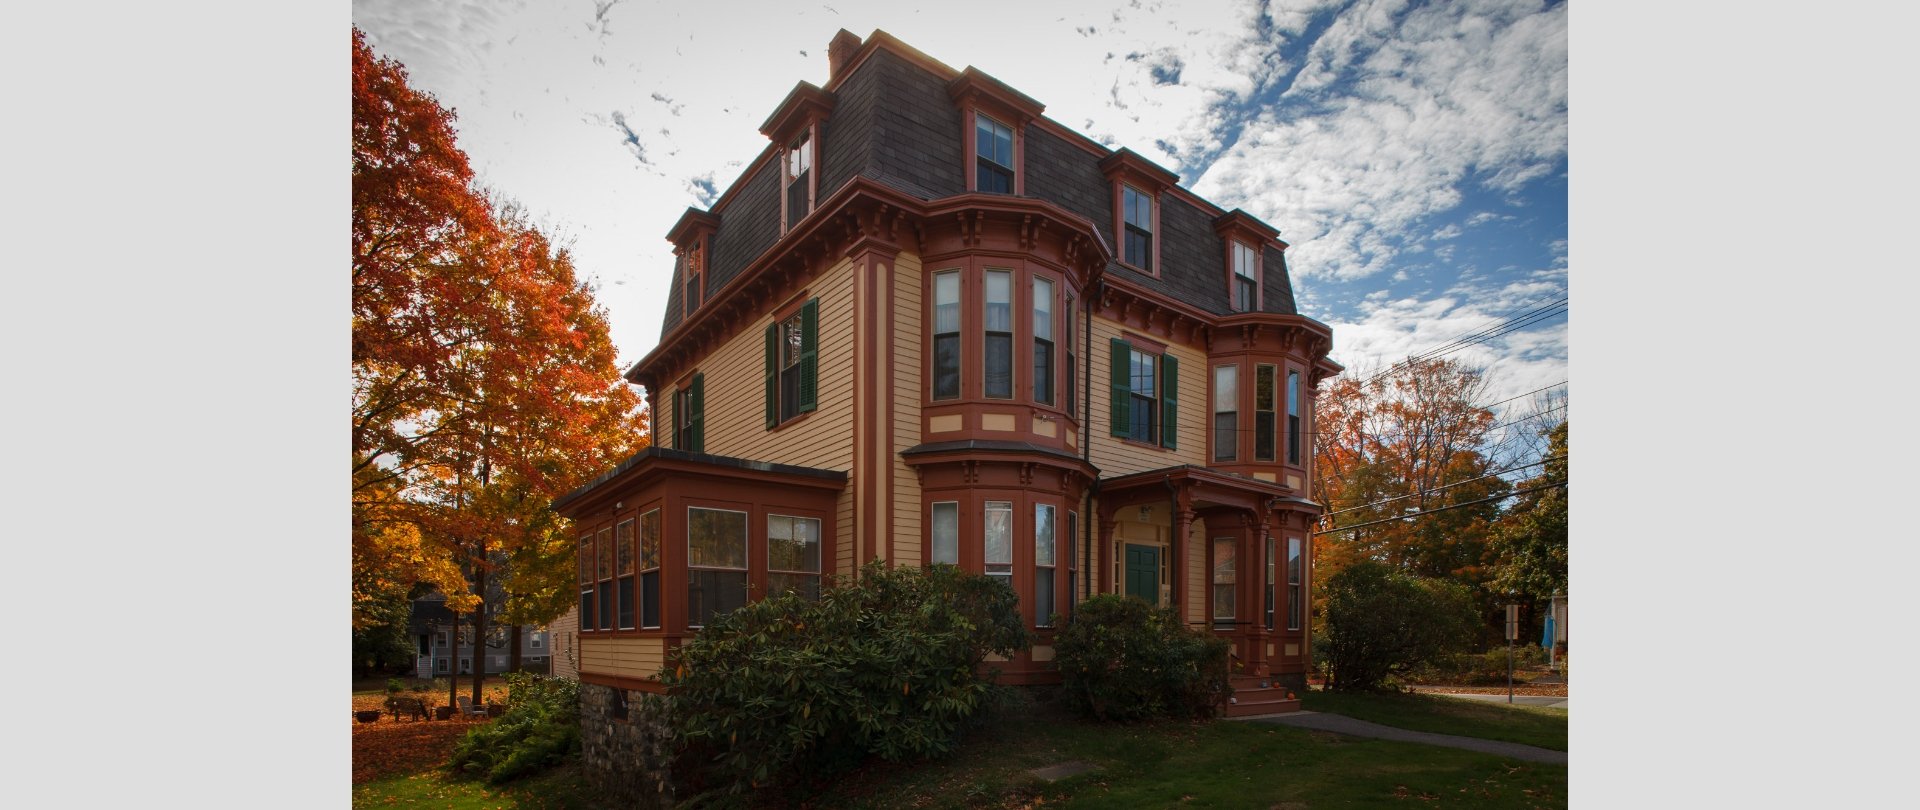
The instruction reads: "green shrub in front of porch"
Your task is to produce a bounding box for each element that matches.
[659,562,1029,803]
[1320,561,1480,692]
[1052,594,1231,721]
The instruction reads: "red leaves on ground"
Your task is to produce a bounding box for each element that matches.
[353,717,481,785]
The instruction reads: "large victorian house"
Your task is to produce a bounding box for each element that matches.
[553,29,1341,727]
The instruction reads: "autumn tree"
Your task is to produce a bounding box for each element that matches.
[351,29,648,699]
[1488,421,1568,601]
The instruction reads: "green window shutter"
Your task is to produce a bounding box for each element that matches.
[798,298,819,413]
[764,323,778,429]
[689,373,705,453]
[1160,354,1178,449]
[1109,337,1130,437]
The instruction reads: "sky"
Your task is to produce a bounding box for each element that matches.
[353,0,1568,423]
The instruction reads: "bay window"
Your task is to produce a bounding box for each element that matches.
[1265,535,1276,630]
[640,509,661,629]
[1287,371,1301,464]
[985,501,1013,590]
[687,507,748,628]
[933,272,960,400]
[1064,295,1076,414]
[1287,536,1303,631]
[931,501,959,564]
[616,518,636,630]
[1255,365,1277,462]
[768,514,822,600]
[1035,504,1057,627]
[1033,277,1054,406]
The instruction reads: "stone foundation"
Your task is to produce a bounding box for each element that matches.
[580,683,678,808]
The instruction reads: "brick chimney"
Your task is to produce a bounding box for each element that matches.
[827,29,863,79]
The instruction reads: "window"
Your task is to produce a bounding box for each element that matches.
[1287,537,1302,631]
[1064,295,1077,415]
[436,658,449,673]
[933,272,960,400]
[1212,538,1236,628]
[1265,536,1276,630]
[596,527,614,631]
[683,241,705,316]
[984,270,1013,399]
[786,130,812,229]
[1067,511,1079,610]
[976,114,1014,193]
[1231,241,1258,312]
[1255,365,1277,462]
[768,514,822,600]
[984,501,1013,591]
[616,518,636,630]
[930,501,959,564]
[1109,338,1177,448]
[687,507,749,628]
[1122,185,1153,271]
[531,637,544,649]
[578,534,594,631]
[1033,277,1054,406]
[1214,365,1238,462]
[435,631,447,648]
[675,374,704,453]
[1287,371,1301,464]
[640,509,662,628]
[1035,504,1057,627]
[764,299,819,427]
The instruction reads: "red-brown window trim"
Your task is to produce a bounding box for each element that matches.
[962,108,1025,195]
[1099,150,1177,279]
[922,259,1077,423]
[1227,239,1262,312]
[920,486,1071,631]
[950,67,1042,196]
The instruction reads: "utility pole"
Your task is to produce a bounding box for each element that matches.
[1505,603,1519,704]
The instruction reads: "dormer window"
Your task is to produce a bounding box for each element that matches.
[682,240,705,316]
[976,114,1014,193]
[1123,185,1154,272]
[785,130,813,230]
[1232,241,1258,311]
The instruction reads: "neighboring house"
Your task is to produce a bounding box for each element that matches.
[548,604,580,680]
[553,29,1340,732]
[407,594,552,677]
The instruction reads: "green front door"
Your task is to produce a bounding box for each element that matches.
[1125,544,1160,605]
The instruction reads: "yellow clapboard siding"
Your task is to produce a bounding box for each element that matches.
[890,252,925,566]
[1086,316,1207,477]
[579,636,666,680]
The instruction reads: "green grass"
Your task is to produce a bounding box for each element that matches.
[807,692,1566,809]
[353,764,611,809]
[1303,690,1568,751]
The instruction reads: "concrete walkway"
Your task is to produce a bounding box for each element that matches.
[1427,692,1569,710]
[1255,711,1567,764]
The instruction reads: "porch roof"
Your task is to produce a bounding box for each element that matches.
[551,447,847,514]
[1098,464,1322,515]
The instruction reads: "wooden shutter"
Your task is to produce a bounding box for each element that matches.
[764,323,778,429]
[798,298,819,412]
[1160,354,1178,449]
[1109,337,1130,437]
[689,372,705,453]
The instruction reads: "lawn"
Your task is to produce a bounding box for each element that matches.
[354,687,1567,809]
[1303,690,1568,751]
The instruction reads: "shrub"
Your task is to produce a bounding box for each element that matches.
[447,673,580,784]
[659,562,1028,802]
[1320,562,1480,692]
[1053,594,1231,721]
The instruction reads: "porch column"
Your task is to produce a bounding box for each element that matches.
[1249,515,1272,677]
[1172,507,1194,622]
[1096,512,1117,597]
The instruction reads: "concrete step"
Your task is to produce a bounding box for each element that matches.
[1223,695,1302,718]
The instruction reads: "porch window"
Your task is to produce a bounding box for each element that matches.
[1255,365,1277,462]
[930,501,959,565]
[984,501,1013,592]
[687,507,749,628]
[596,527,614,631]
[616,518,636,630]
[933,272,960,400]
[985,270,1013,399]
[1035,504,1057,627]
[1214,365,1238,462]
[768,514,822,600]
[577,533,593,632]
[1033,277,1054,406]
[1287,536,1302,631]
[1212,538,1236,629]
[640,509,662,628]
[1287,371,1301,464]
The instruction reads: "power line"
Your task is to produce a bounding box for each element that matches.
[1322,453,1563,517]
[1317,480,1566,535]
[1357,297,1568,385]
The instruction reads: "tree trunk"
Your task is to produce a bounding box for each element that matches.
[471,558,487,707]
[508,623,523,672]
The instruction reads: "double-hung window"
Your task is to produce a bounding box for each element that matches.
[1214,365,1238,462]
[687,508,749,628]
[786,131,812,229]
[1287,371,1302,464]
[984,501,1013,591]
[984,270,1013,399]
[1035,504,1057,627]
[764,299,819,427]
[578,534,594,632]
[1032,277,1054,406]
[976,114,1014,193]
[930,501,959,565]
[675,374,704,453]
[768,515,822,600]
[683,242,704,315]
[1212,537,1236,629]
[595,527,614,631]
[1255,365,1277,462]
[932,272,961,400]
[1231,241,1257,312]
[639,509,661,628]
[615,518,636,630]
[1110,338,1177,448]
[1265,536,1276,630]
[1064,295,1077,414]
[1287,537,1303,630]
[1122,185,1153,271]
